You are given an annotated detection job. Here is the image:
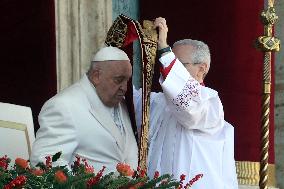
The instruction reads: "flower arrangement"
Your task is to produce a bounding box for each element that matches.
[0,152,203,189]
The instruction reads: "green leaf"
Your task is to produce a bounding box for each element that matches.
[52,152,62,162]
[35,162,47,171]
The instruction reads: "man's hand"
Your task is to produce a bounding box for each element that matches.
[154,17,169,49]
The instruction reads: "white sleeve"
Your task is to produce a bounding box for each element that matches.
[133,86,142,137]
[132,86,165,142]
[159,51,176,68]
[160,54,224,134]
[30,98,78,167]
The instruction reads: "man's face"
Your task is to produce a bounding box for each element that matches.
[172,44,197,76]
[172,44,207,82]
[91,60,132,107]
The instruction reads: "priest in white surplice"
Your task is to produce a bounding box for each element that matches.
[134,17,238,188]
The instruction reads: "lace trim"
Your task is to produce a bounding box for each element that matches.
[172,79,200,110]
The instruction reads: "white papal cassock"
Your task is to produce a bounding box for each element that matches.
[134,52,238,188]
[31,74,138,174]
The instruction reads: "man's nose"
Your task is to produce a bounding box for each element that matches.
[120,81,128,92]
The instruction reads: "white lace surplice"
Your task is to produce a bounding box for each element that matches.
[134,52,238,189]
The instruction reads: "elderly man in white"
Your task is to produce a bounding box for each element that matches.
[134,17,238,188]
[31,46,138,174]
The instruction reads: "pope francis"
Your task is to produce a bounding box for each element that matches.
[30,46,138,174]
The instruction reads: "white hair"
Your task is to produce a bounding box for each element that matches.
[173,39,211,67]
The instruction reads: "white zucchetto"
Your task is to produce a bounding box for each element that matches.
[92,46,130,61]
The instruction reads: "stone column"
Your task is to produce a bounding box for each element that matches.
[55,0,112,91]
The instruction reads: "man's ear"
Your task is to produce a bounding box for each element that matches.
[200,63,208,73]
[197,63,208,78]
[90,69,100,86]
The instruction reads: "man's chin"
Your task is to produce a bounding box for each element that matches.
[107,98,124,107]
[116,95,125,100]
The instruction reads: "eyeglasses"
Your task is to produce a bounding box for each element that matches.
[181,62,208,79]
[182,62,198,65]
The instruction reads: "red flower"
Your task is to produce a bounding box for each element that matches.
[74,156,81,167]
[0,161,7,170]
[186,173,203,188]
[154,171,160,179]
[136,166,141,172]
[139,169,146,178]
[180,174,186,181]
[83,159,95,174]
[15,158,29,169]
[87,166,105,188]
[31,168,44,176]
[0,155,9,170]
[178,174,186,188]
[116,163,134,177]
[55,170,67,183]
[3,175,27,189]
[45,156,52,169]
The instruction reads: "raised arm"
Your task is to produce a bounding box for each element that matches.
[154,17,224,135]
[160,53,224,134]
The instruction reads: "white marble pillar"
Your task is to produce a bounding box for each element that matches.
[55,0,112,91]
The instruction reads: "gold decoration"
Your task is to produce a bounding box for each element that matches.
[105,16,128,48]
[260,7,278,26]
[105,15,158,171]
[256,36,280,52]
[236,161,276,187]
[255,1,281,189]
[260,53,271,189]
[255,7,281,52]
[138,20,158,171]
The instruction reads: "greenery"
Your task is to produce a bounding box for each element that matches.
[0,152,202,189]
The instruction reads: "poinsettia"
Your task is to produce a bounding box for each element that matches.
[0,152,203,189]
